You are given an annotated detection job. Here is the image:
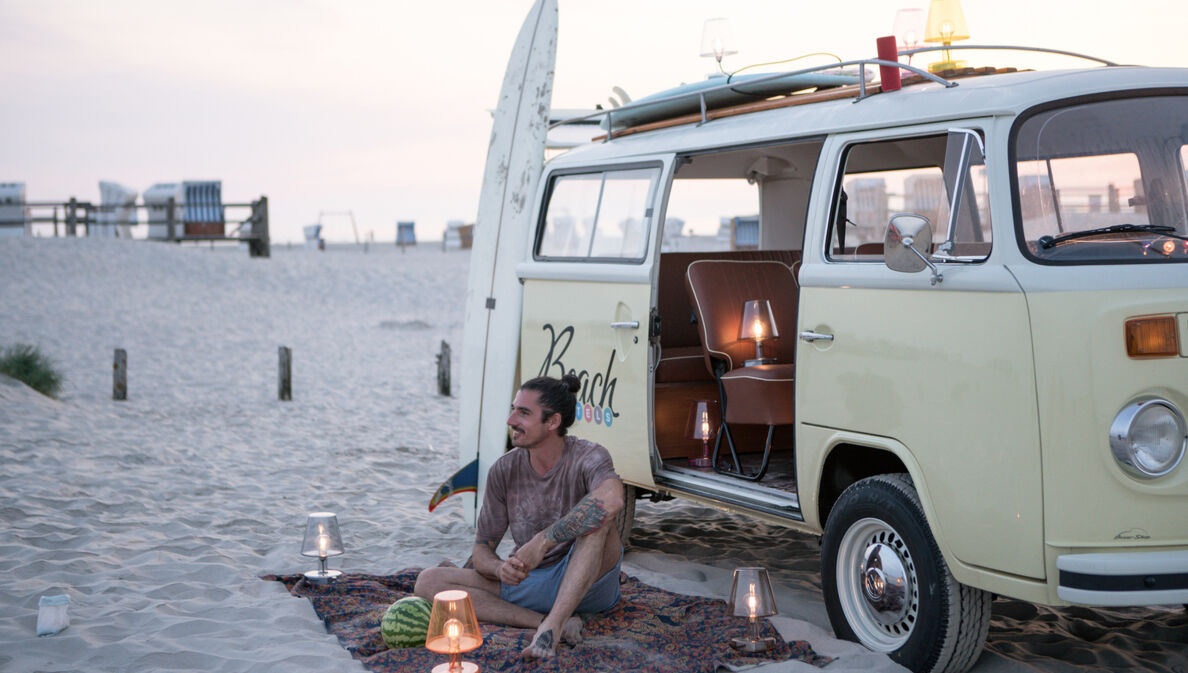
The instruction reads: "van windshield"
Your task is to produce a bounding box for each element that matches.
[1013,95,1188,263]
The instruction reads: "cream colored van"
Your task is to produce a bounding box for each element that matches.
[460,52,1188,673]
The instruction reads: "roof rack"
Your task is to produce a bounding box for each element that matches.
[899,44,1118,67]
[550,45,1119,141]
[552,59,954,141]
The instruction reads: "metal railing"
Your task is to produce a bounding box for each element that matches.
[898,44,1119,67]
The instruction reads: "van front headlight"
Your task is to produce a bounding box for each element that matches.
[1110,398,1187,478]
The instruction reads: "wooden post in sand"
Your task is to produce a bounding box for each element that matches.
[66,198,78,237]
[113,349,127,400]
[278,346,292,401]
[436,340,451,396]
[166,197,177,241]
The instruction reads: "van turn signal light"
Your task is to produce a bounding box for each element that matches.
[1125,316,1179,358]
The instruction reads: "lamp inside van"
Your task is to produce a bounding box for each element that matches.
[739,299,778,366]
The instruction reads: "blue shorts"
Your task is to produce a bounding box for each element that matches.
[500,543,622,614]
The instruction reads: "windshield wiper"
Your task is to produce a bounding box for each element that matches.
[1038,224,1180,249]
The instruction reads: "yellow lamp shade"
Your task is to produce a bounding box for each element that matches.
[924,0,970,43]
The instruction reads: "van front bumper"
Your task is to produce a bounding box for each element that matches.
[1057,550,1188,606]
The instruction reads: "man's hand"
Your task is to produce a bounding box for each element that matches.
[498,557,529,586]
[511,532,552,573]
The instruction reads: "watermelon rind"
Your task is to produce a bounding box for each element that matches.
[381,596,431,649]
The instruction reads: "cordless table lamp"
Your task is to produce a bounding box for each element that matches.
[300,512,344,584]
[426,590,483,673]
[728,567,778,652]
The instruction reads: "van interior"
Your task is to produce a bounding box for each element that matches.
[652,139,822,505]
[651,133,991,507]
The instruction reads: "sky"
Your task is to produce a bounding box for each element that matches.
[2,0,1185,244]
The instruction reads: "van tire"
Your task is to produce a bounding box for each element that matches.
[821,474,990,673]
[616,484,636,549]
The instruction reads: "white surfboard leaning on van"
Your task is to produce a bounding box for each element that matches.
[457,12,1188,672]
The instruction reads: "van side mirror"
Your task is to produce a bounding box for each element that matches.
[885,213,943,285]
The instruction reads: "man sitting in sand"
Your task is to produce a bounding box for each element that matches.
[415,374,624,660]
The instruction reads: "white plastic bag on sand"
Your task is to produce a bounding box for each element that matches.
[37,594,69,636]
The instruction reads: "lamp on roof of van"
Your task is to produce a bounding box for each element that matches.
[924,0,970,72]
[740,299,778,366]
[700,18,737,72]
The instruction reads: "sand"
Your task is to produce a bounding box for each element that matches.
[0,238,1184,672]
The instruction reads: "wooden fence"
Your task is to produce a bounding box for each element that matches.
[1,196,271,258]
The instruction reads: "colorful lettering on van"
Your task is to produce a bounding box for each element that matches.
[536,323,619,421]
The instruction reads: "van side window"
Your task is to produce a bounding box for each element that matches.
[828,132,992,262]
[537,167,659,261]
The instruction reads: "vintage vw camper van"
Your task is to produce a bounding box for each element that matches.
[458,50,1188,673]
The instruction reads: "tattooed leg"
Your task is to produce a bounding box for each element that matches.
[521,627,556,660]
[528,523,618,658]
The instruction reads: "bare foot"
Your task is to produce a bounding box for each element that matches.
[560,615,584,645]
[521,627,556,660]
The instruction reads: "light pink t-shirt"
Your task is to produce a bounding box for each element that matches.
[475,435,619,569]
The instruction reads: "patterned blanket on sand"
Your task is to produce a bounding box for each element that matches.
[265,568,833,672]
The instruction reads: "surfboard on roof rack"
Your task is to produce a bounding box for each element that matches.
[600,71,862,130]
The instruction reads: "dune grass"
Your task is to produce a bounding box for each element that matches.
[0,343,64,398]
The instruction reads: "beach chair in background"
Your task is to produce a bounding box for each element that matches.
[396,221,416,247]
[183,180,225,237]
[303,224,324,250]
[0,182,30,238]
[96,181,138,239]
[144,183,185,240]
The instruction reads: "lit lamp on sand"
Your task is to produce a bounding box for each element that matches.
[300,512,344,584]
[426,590,483,673]
[924,0,970,72]
[739,299,778,367]
[686,399,720,468]
[728,567,778,652]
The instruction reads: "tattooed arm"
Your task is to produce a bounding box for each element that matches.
[513,478,624,571]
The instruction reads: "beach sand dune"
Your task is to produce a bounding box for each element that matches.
[0,238,1183,672]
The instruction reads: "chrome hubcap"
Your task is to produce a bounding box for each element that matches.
[862,543,909,625]
[836,517,920,651]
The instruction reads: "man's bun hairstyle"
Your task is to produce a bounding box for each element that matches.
[521,375,581,435]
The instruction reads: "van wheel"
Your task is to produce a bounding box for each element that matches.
[821,474,990,673]
[616,484,636,548]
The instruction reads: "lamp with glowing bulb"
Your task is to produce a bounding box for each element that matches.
[426,590,483,673]
[728,567,778,652]
[728,567,778,651]
[739,299,778,367]
[300,512,344,584]
[892,8,926,56]
[924,0,970,72]
[699,18,737,73]
[686,399,720,468]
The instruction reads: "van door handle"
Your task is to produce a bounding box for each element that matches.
[799,331,834,343]
[610,321,640,329]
